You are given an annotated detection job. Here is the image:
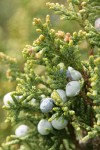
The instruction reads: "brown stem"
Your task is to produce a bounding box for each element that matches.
[68,123,80,150]
[89,49,94,56]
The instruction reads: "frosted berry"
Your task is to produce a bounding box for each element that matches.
[37,119,53,135]
[56,89,67,103]
[40,98,54,113]
[66,81,81,97]
[51,116,68,130]
[57,62,64,73]
[95,18,100,32]
[15,125,29,137]
[3,92,14,107]
[29,98,36,105]
[66,67,82,81]
[3,92,22,107]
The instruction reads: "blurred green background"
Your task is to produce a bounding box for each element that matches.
[0,0,88,146]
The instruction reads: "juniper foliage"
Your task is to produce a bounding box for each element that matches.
[0,0,100,150]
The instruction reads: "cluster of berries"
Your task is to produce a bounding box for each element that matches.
[38,66,82,135]
[3,93,35,137]
[3,66,82,137]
